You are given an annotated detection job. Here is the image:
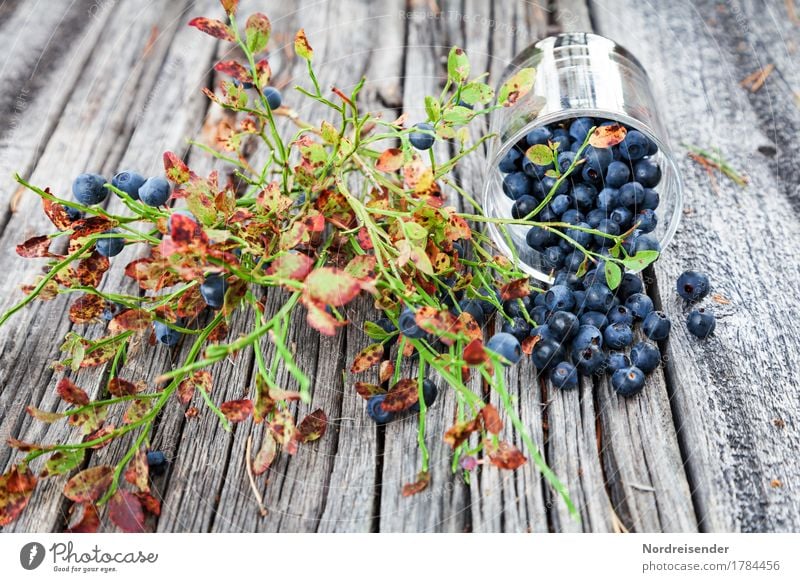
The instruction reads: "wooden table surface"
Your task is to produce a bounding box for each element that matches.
[1,0,799,533]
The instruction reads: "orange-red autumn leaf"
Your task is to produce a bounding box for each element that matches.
[16,235,56,258]
[486,440,527,470]
[176,285,206,319]
[124,450,149,493]
[56,378,90,406]
[107,377,140,398]
[76,251,110,287]
[443,417,481,448]
[109,490,145,533]
[463,338,488,366]
[401,471,431,497]
[588,124,627,149]
[69,294,105,324]
[379,361,394,384]
[480,404,503,434]
[253,432,278,476]
[376,148,404,172]
[304,298,345,336]
[350,343,384,374]
[177,370,211,405]
[304,267,361,307]
[381,379,419,412]
[456,312,482,343]
[108,309,153,333]
[163,151,191,184]
[42,195,75,230]
[500,278,531,301]
[63,466,114,502]
[66,503,100,533]
[188,16,234,41]
[214,60,251,83]
[354,382,386,400]
[0,466,37,526]
[268,253,314,281]
[220,399,253,422]
[521,334,541,355]
[136,492,161,516]
[296,409,327,443]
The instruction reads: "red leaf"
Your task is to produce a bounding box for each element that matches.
[588,124,627,149]
[401,471,430,497]
[414,306,459,344]
[177,370,211,405]
[463,338,488,366]
[42,195,76,230]
[344,255,376,281]
[381,379,419,412]
[109,490,145,533]
[350,343,384,374]
[269,409,297,453]
[163,151,191,184]
[66,503,100,533]
[214,60,251,83]
[108,377,142,397]
[16,235,56,258]
[521,334,540,355]
[57,378,90,406]
[187,16,234,41]
[136,492,161,516]
[220,399,253,422]
[70,216,115,240]
[219,0,238,14]
[296,409,327,443]
[176,285,206,319]
[124,450,149,493]
[268,253,314,281]
[83,424,116,448]
[445,212,472,241]
[354,382,386,400]
[63,466,114,502]
[456,312,482,343]
[443,417,481,448]
[376,148,404,172]
[304,267,361,306]
[68,294,105,324]
[500,278,531,301]
[379,361,394,384]
[76,251,110,287]
[357,227,373,250]
[304,299,345,336]
[0,466,37,526]
[253,432,277,476]
[486,440,527,470]
[108,309,153,333]
[480,404,503,434]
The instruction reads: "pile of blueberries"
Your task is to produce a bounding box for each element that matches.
[69,171,227,348]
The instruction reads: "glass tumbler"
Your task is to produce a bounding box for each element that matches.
[482,32,683,283]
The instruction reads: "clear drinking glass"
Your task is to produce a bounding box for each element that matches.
[482,32,683,283]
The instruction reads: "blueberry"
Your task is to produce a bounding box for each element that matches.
[111,171,146,200]
[607,305,633,326]
[458,299,486,325]
[625,293,654,320]
[557,151,577,173]
[101,301,121,321]
[612,366,646,396]
[609,206,633,230]
[630,342,661,373]
[542,175,569,197]
[154,321,180,346]
[558,209,582,226]
[551,128,570,149]
[410,379,439,412]
[526,126,552,146]
[63,205,83,221]
[95,230,124,257]
[617,273,643,299]
[410,122,435,150]
[547,310,579,341]
[563,250,585,273]
[399,307,426,339]
[569,117,595,142]
[571,183,596,209]
[531,305,549,326]
[72,173,108,205]
[573,344,606,375]
[502,172,532,200]
[551,361,579,390]
[503,296,533,318]
[499,148,522,173]
[586,208,607,228]
[642,188,660,210]
[264,87,282,110]
[168,210,196,234]
[138,177,171,207]
[606,351,631,374]
[633,235,660,254]
[618,182,646,207]
[542,246,565,270]
[511,195,538,219]
[619,130,649,161]
[634,209,657,233]
[545,285,575,312]
[367,394,395,424]
[605,161,631,188]
[582,268,607,289]
[451,241,465,257]
[553,272,582,290]
[146,451,167,467]
[633,159,661,187]
[594,219,620,248]
[584,284,615,312]
[375,317,398,346]
[596,187,619,210]
[477,288,502,316]
[530,324,556,341]
[200,274,228,309]
[531,337,565,371]
[686,308,716,338]
[582,145,613,176]
[572,290,586,312]
[524,225,550,251]
[549,194,572,216]
[573,324,603,350]
[522,156,550,179]
[642,310,671,341]
[486,332,522,364]
[537,205,558,222]
[676,270,710,302]
[501,316,532,342]
[604,322,633,349]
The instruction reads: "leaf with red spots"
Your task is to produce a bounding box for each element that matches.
[42,449,85,477]
[76,251,110,287]
[221,399,253,422]
[124,450,149,493]
[108,377,141,397]
[480,404,503,434]
[499,277,531,301]
[214,60,251,84]
[163,151,191,184]
[498,67,536,107]
[16,235,56,258]
[354,382,386,400]
[42,195,75,230]
[255,58,271,88]
[123,400,149,425]
[414,307,459,344]
[77,342,119,369]
[296,409,327,443]
[445,211,472,241]
[69,217,116,251]
[63,466,114,502]
[109,490,145,533]
[350,343,384,374]
[269,408,297,454]
[357,227,373,250]
[379,361,394,384]
[304,298,345,336]
[456,312,482,343]
[66,503,100,533]
[6,438,48,452]
[136,492,161,516]
[376,148,404,172]
[485,440,527,470]
[381,379,419,412]
[0,465,37,526]
[443,417,481,448]
[124,258,162,290]
[83,424,116,448]
[588,124,627,149]
[176,285,206,319]
[463,338,488,366]
[268,253,314,281]
[245,13,271,53]
[255,182,292,213]
[402,470,431,497]
[188,16,234,41]
[68,294,105,324]
[177,370,211,405]
[57,377,90,406]
[108,309,153,333]
[344,255,376,282]
[69,406,108,435]
[294,27,313,59]
[253,432,277,475]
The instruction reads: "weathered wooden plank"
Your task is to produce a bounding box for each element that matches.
[591,0,800,532]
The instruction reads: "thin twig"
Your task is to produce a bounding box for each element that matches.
[245,435,268,517]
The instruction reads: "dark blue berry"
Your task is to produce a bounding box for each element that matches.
[550,194,572,216]
[200,274,227,309]
[458,299,486,325]
[686,308,716,338]
[605,161,631,188]
[574,344,606,375]
[502,172,532,200]
[399,307,426,339]
[609,206,633,230]
[632,235,660,254]
[499,148,522,172]
[563,250,585,273]
[676,270,710,302]
[596,187,619,210]
[573,324,603,350]
[586,208,607,228]
[553,272,582,290]
[410,379,439,412]
[612,366,646,396]
[604,322,633,349]
[376,317,398,346]
[551,361,578,390]
[642,310,671,341]
[511,195,538,219]
[146,451,167,467]
[557,151,577,173]
[503,296,533,318]
[634,209,657,233]
[606,351,631,374]
[72,173,108,205]
[522,156,550,179]
[138,177,171,207]
[542,175,569,197]
[264,87,282,109]
[531,337,565,371]
[630,342,661,373]
[530,324,556,341]
[633,159,661,187]
[625,293,654,320]
[486,332,522,364]
[64,205,83,221]
[111,171,146,200]
[584,284,615,312]
[619,130,649,161]
[526,126,552,146]
[547,310,579,341]
[572,289,586,311]
[571,183,596,209]
[617,273,643,300]
[607,305,633,326]
[95,230,124,257]
[367,394,395,424]
[501,316,532,341]
[542,246,565,270]
[642,188,660,210]
[531,305,549,326]
[154,321,180,347]
[410,122,435,150]
[569,117,594,142]
[545,285,575,312]
[618,181,646,207]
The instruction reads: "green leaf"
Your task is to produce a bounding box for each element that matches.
[403,222,428,244]
[447,46,470,84]
[442,105,474,125]
[424,96,441,123]
[526,144,552,166]
[304,267,361,306]
[44,450,85,477]
[363,321,390,341]
[604,261,622,290]
[460,82,494,105]
[622,250,660,272]
[245,13,271,54]
[498,67,536,107]
[320,121,339,145]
